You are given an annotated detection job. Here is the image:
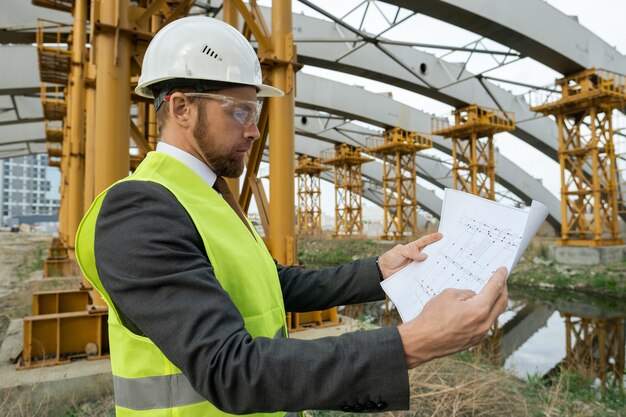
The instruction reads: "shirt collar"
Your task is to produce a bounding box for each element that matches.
[156,142,217,188]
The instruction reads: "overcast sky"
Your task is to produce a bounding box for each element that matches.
[547,0,626,54]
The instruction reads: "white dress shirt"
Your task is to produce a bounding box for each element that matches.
[156,142,217,188]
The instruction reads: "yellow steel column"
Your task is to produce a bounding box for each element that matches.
[470,132,478,195]
[83,2,97,209]
[90,0,131,306]
[268,0,295,264]
[487,135,495,200]
[66,0,87,266]
[607,115,621,241]
[57,182,68,244]
[557,114,567,242]
[93,0,131,195]
[84,78,96,209]
[224,0,239,26]
[59,113,70,246]
[590,107,602,243]
[223,0,241,198]
[148,105,158,149]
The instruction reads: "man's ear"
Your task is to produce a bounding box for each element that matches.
[169,93,192,128]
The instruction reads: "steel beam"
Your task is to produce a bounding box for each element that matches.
[65,0,87,263]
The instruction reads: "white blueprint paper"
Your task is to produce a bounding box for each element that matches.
[380,189,548,323]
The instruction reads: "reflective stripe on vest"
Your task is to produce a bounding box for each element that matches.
[113,373,205,410]
[113,328,286,411]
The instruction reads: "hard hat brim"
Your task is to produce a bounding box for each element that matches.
[135,78,284,99]
[257,83,285,97]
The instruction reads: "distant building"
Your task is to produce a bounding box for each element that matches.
[0,154,60,226]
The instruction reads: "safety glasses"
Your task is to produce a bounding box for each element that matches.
[164,92,262,126]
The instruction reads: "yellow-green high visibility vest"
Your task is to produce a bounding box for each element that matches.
[76,151,288,417]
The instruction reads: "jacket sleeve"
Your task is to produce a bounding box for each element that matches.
[94,180,409,414]
[276,258,386,312]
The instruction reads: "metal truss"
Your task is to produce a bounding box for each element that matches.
[296,0,524,116]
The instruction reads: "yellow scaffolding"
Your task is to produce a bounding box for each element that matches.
[529,68,626,246]
[295,155,330,236]
[433,104,515,200]
[26,0,309,366]
[321,144,373,238]
[366,127,432,240]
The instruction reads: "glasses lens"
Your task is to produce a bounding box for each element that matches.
[184,93,261,126]
[231,107,254,125]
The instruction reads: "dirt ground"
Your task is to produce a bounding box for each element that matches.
[0,232,80,343]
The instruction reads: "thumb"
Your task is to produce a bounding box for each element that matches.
[474,267,508,307]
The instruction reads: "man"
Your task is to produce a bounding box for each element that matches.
[76,16,508,416]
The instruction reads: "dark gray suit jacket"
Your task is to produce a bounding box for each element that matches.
[94,180,409,414]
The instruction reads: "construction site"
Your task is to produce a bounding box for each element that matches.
[0,0,625,416]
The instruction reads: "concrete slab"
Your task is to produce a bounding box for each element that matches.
[555,245,625,265]
[0,319,113,417]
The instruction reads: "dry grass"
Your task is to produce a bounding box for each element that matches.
[310,352,624,417]
[391,355,530,417]
[0,385,114,417]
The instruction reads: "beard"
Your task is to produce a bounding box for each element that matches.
[192,110,246,178]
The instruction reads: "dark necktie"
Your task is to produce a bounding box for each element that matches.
[214,176,256,239]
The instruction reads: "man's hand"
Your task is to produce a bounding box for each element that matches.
[397,267,509,369]
[377,233,443,279]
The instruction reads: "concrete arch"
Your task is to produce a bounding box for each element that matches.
[258,6,562,161]
[383,0,626,75]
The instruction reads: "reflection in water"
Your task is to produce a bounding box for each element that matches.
[561,314,624,387]
[488,286,625,388]
[503,312,565,377]
[362,286,626,388]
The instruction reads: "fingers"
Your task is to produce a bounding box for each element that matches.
[473,267,509,321]
[474,267,507,303]
[483,284,508,328]
[413,232,443,250]
[400,233,443,262]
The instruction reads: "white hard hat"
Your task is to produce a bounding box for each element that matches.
[135,16,283,99]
